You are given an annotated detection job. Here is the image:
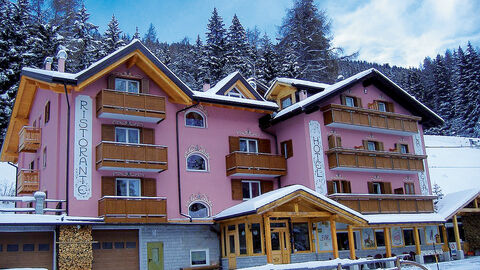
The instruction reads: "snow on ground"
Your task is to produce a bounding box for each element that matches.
[424,135,480,194]
[406,256,480,270]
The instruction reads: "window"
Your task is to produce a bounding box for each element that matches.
[239,138,258,153]
[281,140,293,159]
[115,78,140,93]
[327,180,351,194]
[102,242,113,249]
[185,111,206,128]
[403,229,415,246]
[116,178,141,196]
[187,154,207,171]
[238,223,247,254]
[115,242,125,249]
[43,147,47,168]
[126,242,136,248]
[368,182,392,194]
[190,249,209,266]
[404,183,415,195]
[23,244,35,251]
[400,144,409,154]
[374,100,394,112]
[375,231,385,246]
[281,96,292,109]
[226,88,245,98]
[337,232,356,251]
[29,160,35,170]
[345,96,355,107]
[242,181,261,199]
[7,244,18,252]
[377,102,387,112]
[367,141,377,151]
[373,182,382,194]
[189,202,209,218]
[251,223,262,254]
[44,101,50,124]
[115,127,140,144]
[292,223,310,252]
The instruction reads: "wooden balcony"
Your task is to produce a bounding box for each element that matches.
[226,151,287,177]
[96,141,168,172]
[18,126,41,153]
[98,196,167,223]
[96,89,166,123]
[322,104,421,135]
[17,170,39,195]
[326,148,425,174]
[329,194,435,214]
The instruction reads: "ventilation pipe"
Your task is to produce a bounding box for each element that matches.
[299,90,308,101]
[44,57,53,71]
[57,49,67,72]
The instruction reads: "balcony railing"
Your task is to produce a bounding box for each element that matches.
[98,196,167,223]
[326,148,425,174]
[96,89,166,123]
[329,194,436,214]
[18,126,41,153]
[322,104,421,135]
[225,151,287,177]
[96,141,168,172]
[17,170,39,195]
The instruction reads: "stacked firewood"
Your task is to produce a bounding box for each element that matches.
[58,225,93,270]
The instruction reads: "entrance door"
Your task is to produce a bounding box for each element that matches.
[227,230,236,269]
[147,242,163,270]
[270,221,290,264]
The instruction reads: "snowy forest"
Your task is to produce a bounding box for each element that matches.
[0,0,479,145]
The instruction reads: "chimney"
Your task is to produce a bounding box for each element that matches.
[202,78,210,91]
[44,57,53,71]
[56,49,67,72]
[299,90,308,101]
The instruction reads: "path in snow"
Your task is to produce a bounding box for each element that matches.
[405,256,480,270]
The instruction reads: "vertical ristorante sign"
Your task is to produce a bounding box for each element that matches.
[74,95,92,200]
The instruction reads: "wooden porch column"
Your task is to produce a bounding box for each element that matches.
[413,226,421,255]
[441,225,449,252]
[384,227,392,257]
[263,215,272,263]
[347,225,356,259]
[330,215,339,258]
[453,215,462,252]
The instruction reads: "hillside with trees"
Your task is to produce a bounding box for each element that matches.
[0,0,479,145]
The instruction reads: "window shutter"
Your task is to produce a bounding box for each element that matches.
[286,140,293,158]
[141,78,150,94]
[383,182,392,194]
[141,128,155,144]
[377,141,384,151]
[340,95,346,105]
[342,181,351,193]
[141,178,156,197]
[328,135,336,149]
[336,136,342,148]
[107,74,116,89]
[386,102,394,112]
[261,181,274,194]
[327,181,334,194]
[367,182,374,194]
[231,179,243,200]
[281,142,286,157]
[395,143,400,152]
[355,97,363,108]
[258,139,271,153]
[394,188,404,194]
[229,136,240,152]
[362,140,368,150]
[102,125,116,141]
[101,177,115,196]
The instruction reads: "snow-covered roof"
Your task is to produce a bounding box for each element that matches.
[436,188,480,220]
[364,213,445,224]
[205,71,240,94]
[193,90,278,110]
[214,185,366,222]
[0,214,104,225]
[276,77,331,90]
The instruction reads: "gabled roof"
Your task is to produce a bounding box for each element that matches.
[246,77,269,97]
[265,77,330,98]
[436,188,480,220]
[267,69,444,129]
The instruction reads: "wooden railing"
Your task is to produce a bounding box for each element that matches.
[96,141,168,171]
[98,196,167,223]
[329,194,436,214]
[17,170,39,195]
[225,151,287,177]
[18,126,41,152]
[326,148,425,173]
[322,104,420,134]
[96,89,166,121]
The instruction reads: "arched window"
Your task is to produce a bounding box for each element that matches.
[187,154,208,171]
[189,202,210,218]
[226,88,245,98]
[185,110,206,128]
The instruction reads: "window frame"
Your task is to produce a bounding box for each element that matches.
[367,141,377,151]
[114,77,140,93]
[188,201,210,219]
[42,147,47,169]
[239,138,258,153]
[190,249,209,267]
[184,110,207,128]
[186,153,208,172]
[404,182,415,195]
[345,96,355,107]
[377,101,387,112]
[115,178,141,197]
[280,139,293,159]
[114,127,140,144]
[44,101,50,124]
[373,182,382,194]
[242,180,262,200]
[280,95,293,109]
[226,88,245,98]
[400,144,409,154]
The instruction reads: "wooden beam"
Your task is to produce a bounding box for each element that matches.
[414,226,421,255]
[126,54,138,68]
[384,227,392,257]
[263,215,272,263]
[330,215,339,259]
[441,225,449,252]
[294,202,299,213]
[459,208,480,213]
[266,211,331,218]
[474,198,478,209]
[453,215,462,252]
[347,225,355,259]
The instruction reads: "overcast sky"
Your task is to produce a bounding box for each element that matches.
[84,0,480,68]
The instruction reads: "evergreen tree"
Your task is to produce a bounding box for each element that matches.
[432,183,444,212]
[257,33,279,85]
[68,4,99,71]
[132,26,140,40]
[192,35,207,89]
[225,14,251,75]
[432,54,452,134]
[203,8,227,84]
[102,14,125,55]
[280,45,300,78]
[143,23,157,49]
[50,0,82,33]
[462,42,480,136]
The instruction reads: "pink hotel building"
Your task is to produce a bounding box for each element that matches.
[0,40,475,270]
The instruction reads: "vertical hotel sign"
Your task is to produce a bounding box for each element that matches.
[74,95,92,200]
[309,120,327,194]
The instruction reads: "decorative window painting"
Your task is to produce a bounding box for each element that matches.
[391,227,404,247]
[425,226,439,244]
[317,222,332,251]
[362,228,376,249]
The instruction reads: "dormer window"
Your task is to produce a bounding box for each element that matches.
[281,96,292,109]
[115,78,140,93]
[226,88,245,98]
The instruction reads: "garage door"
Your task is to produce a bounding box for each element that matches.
[92,230,139,270]
[0,232,54,269]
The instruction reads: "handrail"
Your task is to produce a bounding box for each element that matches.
[102,88,167,99]
[322,104,422,121]
[328,193,437,199]
[326,147,427,159]
[228,151,283,157]
[101,196,167,200]
[97,141,168,148]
